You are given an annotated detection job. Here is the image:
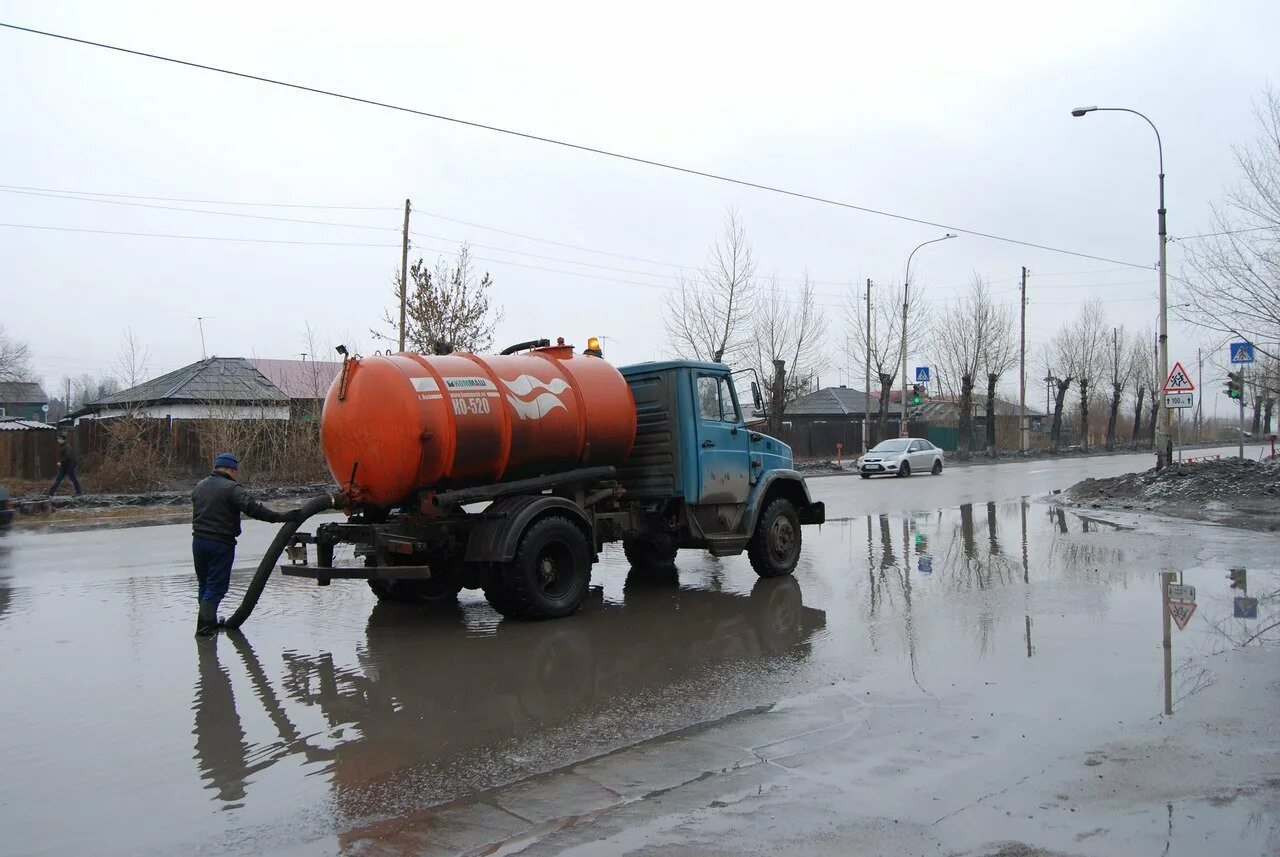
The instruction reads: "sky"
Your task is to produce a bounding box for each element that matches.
[2,0,1276,419]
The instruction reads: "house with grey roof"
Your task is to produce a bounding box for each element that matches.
[0,381,50,421]
[72,357,290,421]
[785,386,903,424]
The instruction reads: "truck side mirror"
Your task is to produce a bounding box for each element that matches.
[750,381,763,412]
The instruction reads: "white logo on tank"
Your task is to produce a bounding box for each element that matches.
[500,374,571,420]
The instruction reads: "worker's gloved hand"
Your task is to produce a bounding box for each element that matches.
[285,509,309,523]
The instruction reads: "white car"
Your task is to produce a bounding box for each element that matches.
[856,438,944,478]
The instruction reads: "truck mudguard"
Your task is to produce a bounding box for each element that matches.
[464,494,594,563]
[743,469,826,535]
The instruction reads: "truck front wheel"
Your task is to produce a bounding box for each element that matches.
[747,497,802,578]
[485,516,592,620]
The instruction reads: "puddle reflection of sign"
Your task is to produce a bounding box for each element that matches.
[1169,600,1197,631]
[918,556,933,573]
[1167,583,1196,602]
[1234,597,1259,619]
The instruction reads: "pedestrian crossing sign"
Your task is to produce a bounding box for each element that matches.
[1230,341,1255,364]
[1162,361,1195,393]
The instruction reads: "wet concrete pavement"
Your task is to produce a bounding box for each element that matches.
[0,451,1276,856]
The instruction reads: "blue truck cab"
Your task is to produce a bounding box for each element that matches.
[615,359,826,577]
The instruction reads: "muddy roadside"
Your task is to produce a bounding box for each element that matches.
[7,483,338,534]
[1060,457,1280,532]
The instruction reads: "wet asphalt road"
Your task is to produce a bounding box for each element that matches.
[0,446,1275,856]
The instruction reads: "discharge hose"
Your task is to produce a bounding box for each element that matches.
[222,492,343,630]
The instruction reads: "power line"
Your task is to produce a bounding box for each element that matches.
[1170,225,1274,241]
[0,20,1154,270]
[0,182,398,210]
[0,221,397,246]
[0,187,398,232]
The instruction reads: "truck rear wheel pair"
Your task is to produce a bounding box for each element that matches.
[484,516,592,621]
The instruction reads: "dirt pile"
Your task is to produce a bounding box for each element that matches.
[1066,457,1280,531]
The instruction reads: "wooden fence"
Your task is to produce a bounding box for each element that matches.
[0,425,58,480]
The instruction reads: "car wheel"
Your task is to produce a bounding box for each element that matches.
[931,458,943,475]
[898,461,911,478]
[859,473,871,480]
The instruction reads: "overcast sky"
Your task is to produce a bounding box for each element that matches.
[3,1,1276,415]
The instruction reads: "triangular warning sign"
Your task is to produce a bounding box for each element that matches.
[1163,361,1195,393]
[1169,599,1197,631]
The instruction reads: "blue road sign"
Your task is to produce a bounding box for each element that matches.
[1234,596,1258,619]
[1230,341,1255,364]
[918,555,933,574]
[915,366,930,383]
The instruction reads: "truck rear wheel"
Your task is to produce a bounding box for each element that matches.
[622,533,678,574]
[747,497,802,578]
[484,516,591,620]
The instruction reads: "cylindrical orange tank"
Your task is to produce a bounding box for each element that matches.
[320,343,637,507]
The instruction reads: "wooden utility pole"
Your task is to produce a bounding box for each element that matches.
[1019,266,1028,452]
[1196,347,1203,442]
[398,198,411,353]
[864,278,871,452]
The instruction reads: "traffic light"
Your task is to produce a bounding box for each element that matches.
[1225,371,1243,400]
[910,384,925,405]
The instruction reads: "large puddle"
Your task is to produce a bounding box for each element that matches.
[0,499,1275,855]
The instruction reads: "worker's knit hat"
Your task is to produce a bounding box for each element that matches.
[214,452,240,470]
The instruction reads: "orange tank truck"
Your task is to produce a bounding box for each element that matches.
[320,341,636,507]
[287,338,825,622]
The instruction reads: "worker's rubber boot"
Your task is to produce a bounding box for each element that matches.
[195,602,219,637]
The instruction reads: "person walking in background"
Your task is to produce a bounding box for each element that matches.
[191,452,305,637]
[47,434,83,495]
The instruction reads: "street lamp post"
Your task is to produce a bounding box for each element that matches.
[1071,105,1171,470]
[900,234,956,437]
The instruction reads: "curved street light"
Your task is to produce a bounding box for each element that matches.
[1072,104,1171,469]
[900,234,956,436]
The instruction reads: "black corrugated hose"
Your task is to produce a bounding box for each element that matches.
[222,493,343,630]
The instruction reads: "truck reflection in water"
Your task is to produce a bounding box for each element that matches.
[192,573,825,812]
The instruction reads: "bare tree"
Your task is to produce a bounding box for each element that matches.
[72,373,120,409]
[844,281,924,441]
[664,209,758,363]
[0,325,33,383]
[1065,300,1108,452]
[1041,321,1081,453]
[753,273,828,416]
[979,288,1017,455]
[1179,87,1280,359]
[932,276,1012,457]
[116,328,151,391]
[1102,326,1134,451]
[1128,330,1157,444]
[376,244,502,354]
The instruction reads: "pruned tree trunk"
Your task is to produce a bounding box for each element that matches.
[876,371,894,443]
[1133,387,1145,442]
[1050,378,1071,452]
[1105,382,1121,451]
[1252,400,1262,436]
[958,373,975,458]
[1079,378,1090,452]
[769,359,786,437]
[985,373,998,456]
[1265,398,1275,436]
